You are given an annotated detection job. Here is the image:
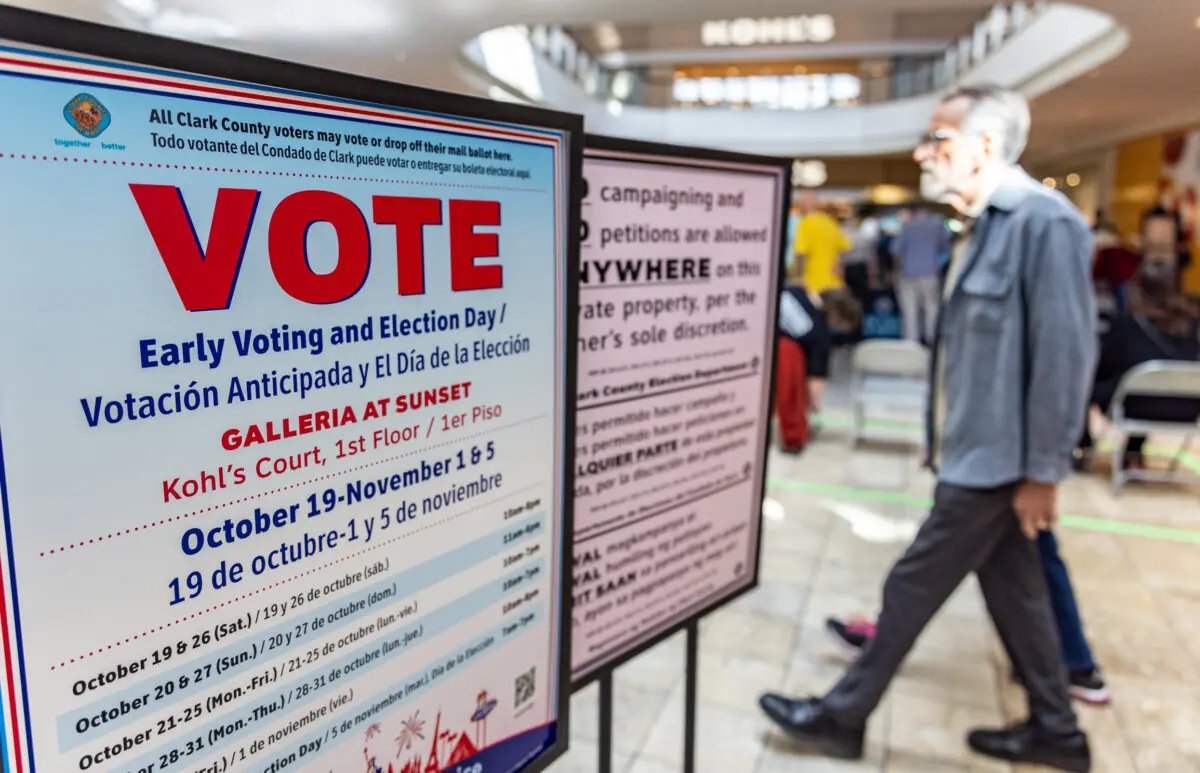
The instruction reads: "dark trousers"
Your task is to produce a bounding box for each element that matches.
[843,263,871,312]
[1037,531,1096,673]
[823,482,1078,733]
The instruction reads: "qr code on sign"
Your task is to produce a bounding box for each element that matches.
[515,667,536,708]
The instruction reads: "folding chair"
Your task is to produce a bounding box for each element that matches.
[849,340,929,447]
[1108,360,1200,493]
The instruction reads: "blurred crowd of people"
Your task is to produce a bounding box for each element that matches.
[786,195,955,349]
[778,182,1200,465]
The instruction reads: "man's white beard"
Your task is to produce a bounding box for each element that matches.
[920,170,954,203]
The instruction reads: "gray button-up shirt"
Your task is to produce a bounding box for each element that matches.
[927,167,1097,487]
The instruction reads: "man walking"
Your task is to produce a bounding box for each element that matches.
[759,84,1096,772]
[891,204,950,344]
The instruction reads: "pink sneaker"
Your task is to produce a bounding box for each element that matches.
[825,617,876,655]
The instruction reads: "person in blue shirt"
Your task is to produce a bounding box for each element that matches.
[891,204,951,345]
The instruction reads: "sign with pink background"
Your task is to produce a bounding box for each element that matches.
[571,140,786,682]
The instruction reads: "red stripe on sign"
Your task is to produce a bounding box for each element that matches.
[0,55,556,144]
[0,564,24,773]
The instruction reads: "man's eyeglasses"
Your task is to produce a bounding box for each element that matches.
[917,129,960,148]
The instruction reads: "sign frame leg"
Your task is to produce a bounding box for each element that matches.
[599,669,615,773]
[683,619,699,773]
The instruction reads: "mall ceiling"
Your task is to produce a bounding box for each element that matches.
[5,0,1200,162]
[1023,0,1200,160]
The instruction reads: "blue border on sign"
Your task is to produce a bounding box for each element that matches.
[0,69,565,165]
[0,44,563,140]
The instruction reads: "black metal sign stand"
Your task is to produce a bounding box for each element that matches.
[682,619,699,773]
[598,671,614,773]
[596,619,701,773]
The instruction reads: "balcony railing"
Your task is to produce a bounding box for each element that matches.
[483,2,1046,111]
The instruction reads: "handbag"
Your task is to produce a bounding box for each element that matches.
[862,289,903,339]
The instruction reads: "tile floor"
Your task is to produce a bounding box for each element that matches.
[546,368,1200,773]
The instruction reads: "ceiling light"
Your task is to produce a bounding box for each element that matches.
[611,71,633,100]
[593,22,622,52]
[479,26,543,100]
[828,73,861,102]
[211,0,394,39]
[112,0,238,40]
[606,99,623,117]
[116,0,158,15]
[1043,177,1057,189]
[870,185,909,205]
[149,10,239,39]
[1066,173,1081,187]
[673,78,700,102]
[792,160,827,187]
[114,0,397,40]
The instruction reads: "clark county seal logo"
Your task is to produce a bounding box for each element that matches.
[63,93,111,138]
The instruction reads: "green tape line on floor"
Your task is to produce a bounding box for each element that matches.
[814,414,1200,475]
[766,477,1200,545]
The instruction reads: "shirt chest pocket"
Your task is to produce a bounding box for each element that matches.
[956,246,1018,335]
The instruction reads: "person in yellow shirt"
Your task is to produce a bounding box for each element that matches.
[792,198,851,293]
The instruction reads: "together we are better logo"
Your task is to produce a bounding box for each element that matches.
[63,92,111,138]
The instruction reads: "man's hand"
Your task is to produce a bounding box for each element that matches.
[1013,481,1057,539]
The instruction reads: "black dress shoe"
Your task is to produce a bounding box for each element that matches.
[967,721,1091,772]
[758,694,864,760]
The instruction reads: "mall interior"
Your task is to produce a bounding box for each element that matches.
[8,0,1200,772]
[463,4,1199,772]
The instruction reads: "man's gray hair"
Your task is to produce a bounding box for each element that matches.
[944,84,1031,165]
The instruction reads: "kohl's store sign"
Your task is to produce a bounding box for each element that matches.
[701,15,836,47]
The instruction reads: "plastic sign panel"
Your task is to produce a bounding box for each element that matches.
[571,138,786,683]
[0,9,578,773]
